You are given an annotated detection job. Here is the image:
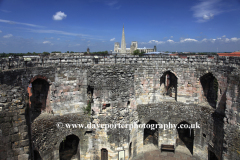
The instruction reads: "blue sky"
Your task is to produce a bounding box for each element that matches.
[0,0,240,53]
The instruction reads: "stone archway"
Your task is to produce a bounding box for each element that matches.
[160,71,178,101]
[101,148,108,160]
[144,120,158,147]
[200,73,218,108]
[30,78,50,121]
[33,150,42,160]
[176,121,194,155]
[59,134,80,160]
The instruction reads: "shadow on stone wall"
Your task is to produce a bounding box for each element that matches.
[210,111,224,160]
[176,121,194,155]
[59,134,80,160]
[144,120,158,147]
[200,73,218,108]
[30,78,49,122]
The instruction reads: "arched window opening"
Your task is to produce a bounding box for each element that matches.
[59,134,80,160]
[176,121,194,155]
[34,150,42,160]
[127,101,130,108]
[160,71,178,101]
[87,86,94,103]
[200,73,218,108]
[31,78,49,121]
[101,148,108,160]
[144,120,158,147]
[129,142,132,158]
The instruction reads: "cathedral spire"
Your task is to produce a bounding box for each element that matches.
[121,24,126,53]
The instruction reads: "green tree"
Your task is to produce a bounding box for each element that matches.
[133,49,144,56]
[66,51,69,53]
[43,52,50,55]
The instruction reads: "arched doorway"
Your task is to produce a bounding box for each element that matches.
[176,121,194,154]
[59,134,80,160]
[33,150,42,160]
[144,120,158,147]
[160,71,178,101]
[30,78,49,121]
[101,148,108,160]
[200,73,218,108]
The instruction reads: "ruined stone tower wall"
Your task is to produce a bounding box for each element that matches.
[0,57,239,160]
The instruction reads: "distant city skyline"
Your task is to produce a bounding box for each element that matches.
[0,0,240,53]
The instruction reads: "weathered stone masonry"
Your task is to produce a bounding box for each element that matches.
[0,55,239,160]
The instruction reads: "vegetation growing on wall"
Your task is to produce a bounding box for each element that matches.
[83,100,91,115]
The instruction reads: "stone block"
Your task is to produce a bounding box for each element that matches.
[13,148,24,156]
[24,146,29,154]
[19,139,29,147]
[0,117,4,123]
[13,127,18,133]
[11,134,21,142]
[17,154,29,160]
[21,132,28,140]
[0,97,7,103]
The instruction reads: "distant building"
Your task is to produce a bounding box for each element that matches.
[218,52,240,57]
[114,25,156,54]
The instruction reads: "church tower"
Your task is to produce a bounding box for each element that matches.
[121,24,126,53]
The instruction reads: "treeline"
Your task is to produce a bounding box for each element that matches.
[0,52,50,58]
[84,51,109,55]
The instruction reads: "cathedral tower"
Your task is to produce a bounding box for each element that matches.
[121,24,126,53]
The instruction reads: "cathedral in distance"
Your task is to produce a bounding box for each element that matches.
[114,25,156,54]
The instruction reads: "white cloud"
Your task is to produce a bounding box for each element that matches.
[191,0,222,23]
[105,0,121,9]
[44,37,54,40]
[231,37,240,42]
[225,38,230,42]
[3,34,13,38]
[148,40,165,44]
[201,37,240,43]
[203,13,214,20]
[170,36,173,38]
[180,38,198,43]
[53,11,67,21]
[202,38,208,42]
[0,19,43,27]
[110,38,115,41]
[106,0,118,6]
[57,38,60,40]
[167,39,174,43]
[0,9,11,13]
[222,35,226,37]
[211,39,216,43]
[29,29,89,37]
[0,30,2,33]
[43,41,51,44]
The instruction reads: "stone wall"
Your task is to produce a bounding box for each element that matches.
[0,57,239,160]
[0,70,30,160]
[1,55,240,71]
